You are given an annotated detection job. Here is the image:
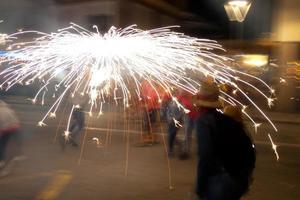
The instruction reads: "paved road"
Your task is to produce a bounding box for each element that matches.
[0,103,299,200]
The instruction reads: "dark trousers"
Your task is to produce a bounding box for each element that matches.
[183,116,196,154]
[167,122,179,153]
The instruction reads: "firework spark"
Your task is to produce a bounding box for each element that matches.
[1,23,226,119]
[0,23,278,156]
[268,133,279,161]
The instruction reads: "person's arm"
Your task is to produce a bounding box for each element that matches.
[195,118,214,198]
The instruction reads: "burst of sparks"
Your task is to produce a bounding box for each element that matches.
[92,137,103,148]
[173,97,190,114]
[268,134,279,161]
[173,118,182,128]
[64,131,70,141]
[279,77,286,84]
[1,23,222,123]
[232,89,238,95]
[254,123,262,133]
[38,121,47,127]
[0,23,279,157]
[267,98,276,108]
[270,88,275,94]
[49,112,56,118]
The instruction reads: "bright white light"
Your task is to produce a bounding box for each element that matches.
[228,0,249,7]
[242,54,269,67]
[224,0,251,22]
[0,24,278,158]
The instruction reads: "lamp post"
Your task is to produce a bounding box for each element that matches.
[224,0,251,40]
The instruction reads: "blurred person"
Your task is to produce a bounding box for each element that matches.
[177,89,200,159]
[60,105,85,149]
[0,100,24,177]
[69,106,85,146]
[166,89,183,158]
[223,105,255,191]
[160,94,170,123]
[193,82,255,200]
[140,80,164,142]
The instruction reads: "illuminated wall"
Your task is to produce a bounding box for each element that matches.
[273,0,300,42]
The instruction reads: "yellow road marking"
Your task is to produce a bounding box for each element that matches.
[36,170,72,200]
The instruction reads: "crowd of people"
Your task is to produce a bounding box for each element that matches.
[138,80,256,200]
[0,79,256,199]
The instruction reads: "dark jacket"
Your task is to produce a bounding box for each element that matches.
[195,109,252,199]
[72,108,85,129]
[166,100,183,124]
[196,109,222,197]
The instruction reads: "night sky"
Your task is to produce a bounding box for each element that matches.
[180,0,230,38]
[187,0,228,25]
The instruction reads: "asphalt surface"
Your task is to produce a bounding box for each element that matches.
[0,101,299,200]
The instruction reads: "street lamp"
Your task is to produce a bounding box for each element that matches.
[224,0,252,22]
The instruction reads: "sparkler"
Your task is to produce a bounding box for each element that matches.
[0,23,278,156]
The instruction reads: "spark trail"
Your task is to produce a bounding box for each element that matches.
[0,23,278,156]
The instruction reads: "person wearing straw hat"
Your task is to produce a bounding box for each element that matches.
[193,82,251,200]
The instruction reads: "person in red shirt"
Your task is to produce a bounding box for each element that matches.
[140,80,166,139]
[177,89,201,158]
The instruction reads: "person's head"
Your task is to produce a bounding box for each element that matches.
[192,81,222,109]
[224,105,243,123]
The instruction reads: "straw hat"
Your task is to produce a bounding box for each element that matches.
[193,82,222,108]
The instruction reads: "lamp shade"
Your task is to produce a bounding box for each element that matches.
[224,0,251,22]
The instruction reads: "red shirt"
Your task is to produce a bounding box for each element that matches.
[177,92,200,120]
[140,81,166,110]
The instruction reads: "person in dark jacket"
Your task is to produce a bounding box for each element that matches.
[69,106,85,146]
[166,90,183,158]
[60,105,85,149]
[193,82,250,200]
